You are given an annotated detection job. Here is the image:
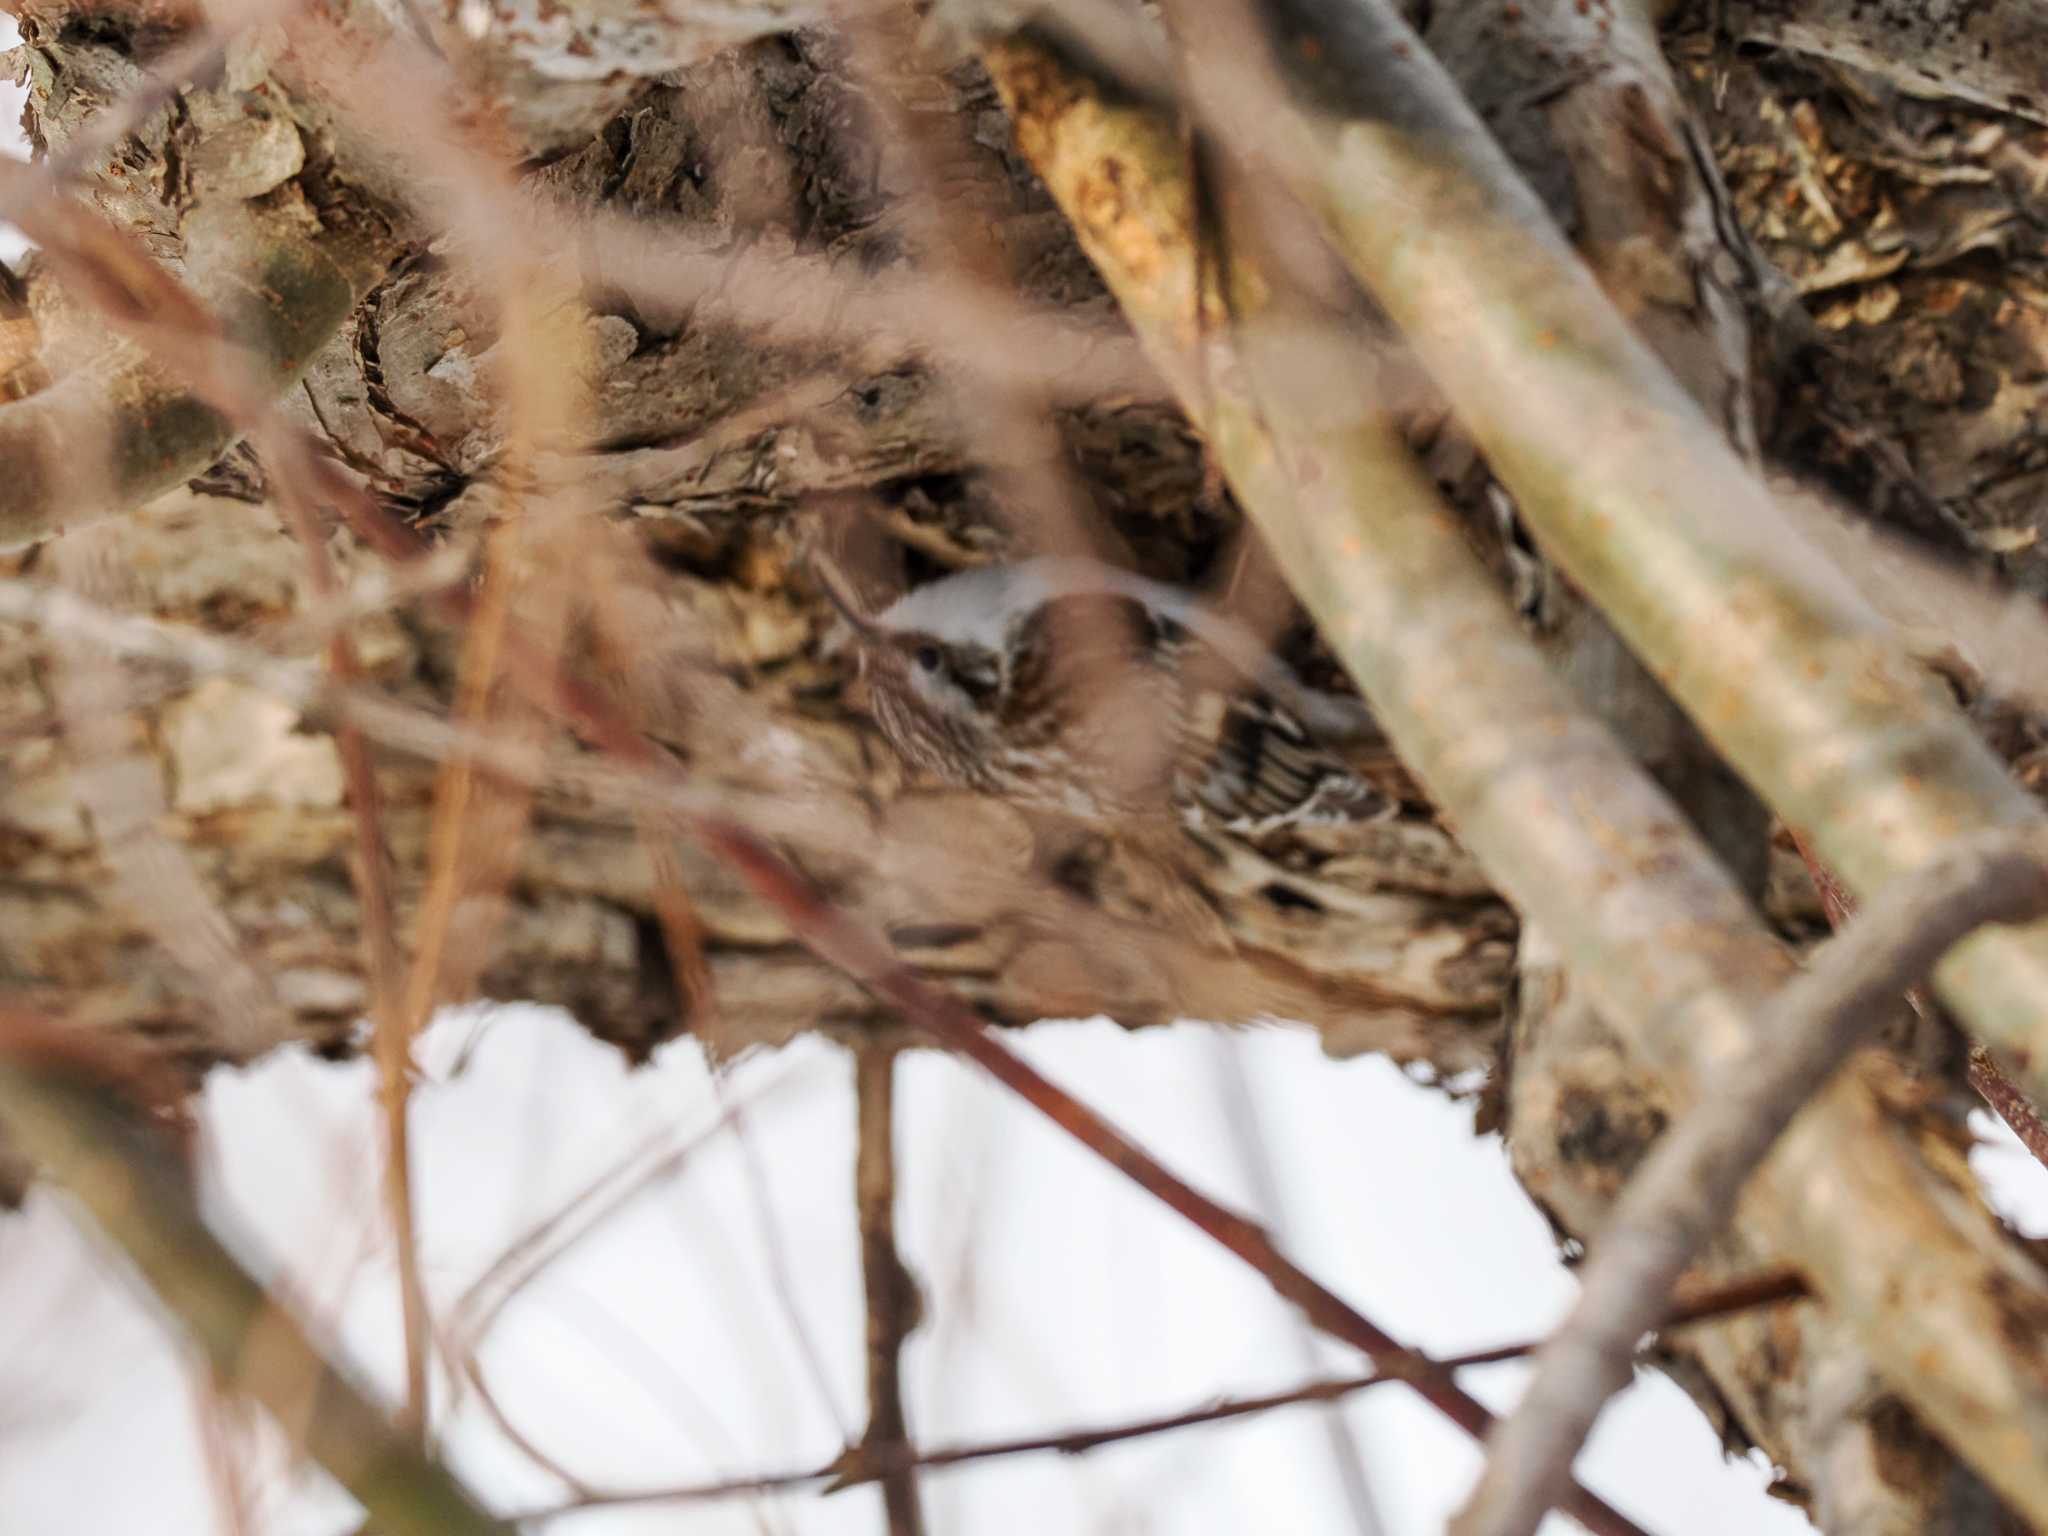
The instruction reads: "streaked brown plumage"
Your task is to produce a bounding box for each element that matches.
[822,557,1402,833]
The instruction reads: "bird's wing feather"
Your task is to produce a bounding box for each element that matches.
[1001,592,1170,744]
[1178,690,1397,832]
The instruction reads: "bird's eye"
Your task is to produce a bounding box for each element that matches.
[914,644,943,673]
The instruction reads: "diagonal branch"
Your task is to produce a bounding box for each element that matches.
[0,1013,510,1536]
[690,821,1652,1536]
[1231,0,2048,1135]
[1790,825,2048,1172]
[1454,827,2048,1536]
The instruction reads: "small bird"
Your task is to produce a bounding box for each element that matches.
[817,555,1399,834]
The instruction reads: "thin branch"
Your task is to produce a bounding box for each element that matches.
[189,1366,254,1536]
[264,440,432,1439]
[1453,827,2048,1536]
[511,1267,1807,1520]
[440,1070,817,1498]
[395,531,555,1051]
[1967,1046,2048,1170]
[0,1013,511,1536]
[452,1342,601,1501]
[719,1078,860,1441]
[1210,1037,1385,1536]
[448,1068,814,1355]
[1790,824,2048,1173]
[854,1040,926,1536]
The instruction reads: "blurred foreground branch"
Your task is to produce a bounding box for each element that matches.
[0,1014,510,1536]
[0,159,393,549]
[1244,0,2048,1128]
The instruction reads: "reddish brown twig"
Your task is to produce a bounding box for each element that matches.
[1969,1046,2048,1167]
[853,1040,926,1534]
[264,441,431,1439]
[693,819,1649,1536]
[511,1266,1806,1520]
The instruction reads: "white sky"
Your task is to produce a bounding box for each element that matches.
[15,1003,2032,1536]
[0,17,24,263]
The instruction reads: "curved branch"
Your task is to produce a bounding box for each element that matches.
[0,1013,511,1536]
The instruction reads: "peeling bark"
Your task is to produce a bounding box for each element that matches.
[1711,0,2048,126]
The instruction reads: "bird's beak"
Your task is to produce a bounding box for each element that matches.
[811,555,884,639]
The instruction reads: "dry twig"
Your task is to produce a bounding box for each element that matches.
[853,1040,926,1535]
[510,1266,1807,1520]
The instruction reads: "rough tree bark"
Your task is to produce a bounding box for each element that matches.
[4,0,2048,1525]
